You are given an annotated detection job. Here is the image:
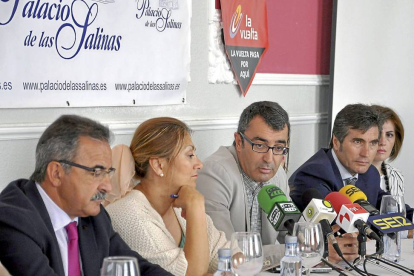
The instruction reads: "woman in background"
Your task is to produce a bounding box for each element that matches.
[372,105,412,239]
[371,105,404,196]
[105,117,228,276]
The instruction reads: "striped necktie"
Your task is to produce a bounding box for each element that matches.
[344,177,357,185]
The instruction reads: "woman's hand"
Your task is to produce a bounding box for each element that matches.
[172,185,205,218]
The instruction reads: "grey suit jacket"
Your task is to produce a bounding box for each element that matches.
[197,145,289,245]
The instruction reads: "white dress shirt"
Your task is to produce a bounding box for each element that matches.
[331,150,359,186]
[36,183,81,276]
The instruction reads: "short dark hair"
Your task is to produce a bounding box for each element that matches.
[371,105,404,161]
[237,101,290,139]
[329,104,383,148]
[30,115,112,183]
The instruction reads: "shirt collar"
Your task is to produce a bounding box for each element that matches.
[36,183,78,231]
[241,169,270,193]
[331,150,358,181]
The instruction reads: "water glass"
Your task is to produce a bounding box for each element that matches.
[380,195,406,263]
[230,232,263,276]
[101,256,140,276]
[293,222,324,276]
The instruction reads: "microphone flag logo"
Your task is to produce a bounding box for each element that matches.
[306,207,314,218]
[339,213,350,223]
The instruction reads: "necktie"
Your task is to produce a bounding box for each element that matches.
[65,222,81,276]
[344,177,357,185]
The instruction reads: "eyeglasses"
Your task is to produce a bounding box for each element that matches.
[239,132,289,155]
[57,160,116,179]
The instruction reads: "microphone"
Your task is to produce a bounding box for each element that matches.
[339,186,414,238]
[325,192,370,233]
[367,212,414,234]
[258,185,301,235]
[302,189,337,224]
[301,189,338,258]
[339,185,379,215]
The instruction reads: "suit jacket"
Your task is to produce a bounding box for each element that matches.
[196,145,290,245]
[0,179,172,276]
[289,148,413,220]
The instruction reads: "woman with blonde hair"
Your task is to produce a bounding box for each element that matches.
[105,117,228,276]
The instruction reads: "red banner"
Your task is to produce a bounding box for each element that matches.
[221,0,269,96]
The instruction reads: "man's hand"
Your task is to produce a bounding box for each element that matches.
[327,224,359,264]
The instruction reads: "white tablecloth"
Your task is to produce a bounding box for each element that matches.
[259,238,414,276]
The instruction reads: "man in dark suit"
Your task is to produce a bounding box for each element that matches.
[0,115,173,276]
[289,104,413,263]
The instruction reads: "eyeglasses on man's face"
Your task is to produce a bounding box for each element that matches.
[57,160,116,179]
[239,132,289,155]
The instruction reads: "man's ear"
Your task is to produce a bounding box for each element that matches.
[332,135,341,151]
[148,157,165,176]
[234,132,243,151]
[46,161,64,187]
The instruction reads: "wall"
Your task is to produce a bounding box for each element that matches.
[0,0,330,190]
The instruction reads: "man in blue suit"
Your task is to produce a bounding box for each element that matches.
[0,115,172,276]
[290,104,413,262]
[289,104,397,210]
[290,104,394,263]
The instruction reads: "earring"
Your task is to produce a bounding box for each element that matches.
[160,173,164,177]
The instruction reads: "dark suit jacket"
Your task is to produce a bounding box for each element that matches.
[0,179,173,276]
[288,148,413,219]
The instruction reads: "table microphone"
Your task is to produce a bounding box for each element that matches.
[301,188,338,258]
[258,185,301,235]
[339,185,379,215]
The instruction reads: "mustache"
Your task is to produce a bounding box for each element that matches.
[91,190,107,201]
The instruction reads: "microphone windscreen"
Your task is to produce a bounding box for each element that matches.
[258,185,288,214]
[339,185,367,203]
[301,188,324,210]
[325,192,352,213]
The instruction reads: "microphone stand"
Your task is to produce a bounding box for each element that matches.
[353,232,367,267]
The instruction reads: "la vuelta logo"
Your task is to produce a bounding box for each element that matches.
[229,5,242,38]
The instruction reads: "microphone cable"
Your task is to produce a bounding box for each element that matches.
[321,258,347,276]
[330,237,372,276]
[365,256,414,276]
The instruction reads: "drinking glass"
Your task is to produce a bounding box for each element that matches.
[230,232,263,276]
[380,195,406,263]
[293,222,324,276]
[101,256,140,276]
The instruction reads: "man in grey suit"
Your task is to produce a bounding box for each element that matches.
[197,101,290,247]
[0,115,172,276]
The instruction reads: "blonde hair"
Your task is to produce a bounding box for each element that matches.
[130,117,192,178]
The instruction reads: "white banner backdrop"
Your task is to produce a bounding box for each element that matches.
[0,0,190,108]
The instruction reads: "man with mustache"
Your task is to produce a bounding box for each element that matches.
[197,101,290,246]
[0,115,173,276]
[289,103,412,263]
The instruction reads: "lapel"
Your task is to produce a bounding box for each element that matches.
[78,217,100,276]
[326,149,346,191]
[24,181,65,276]
[355,171,370,197]
[229,145,250,232]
